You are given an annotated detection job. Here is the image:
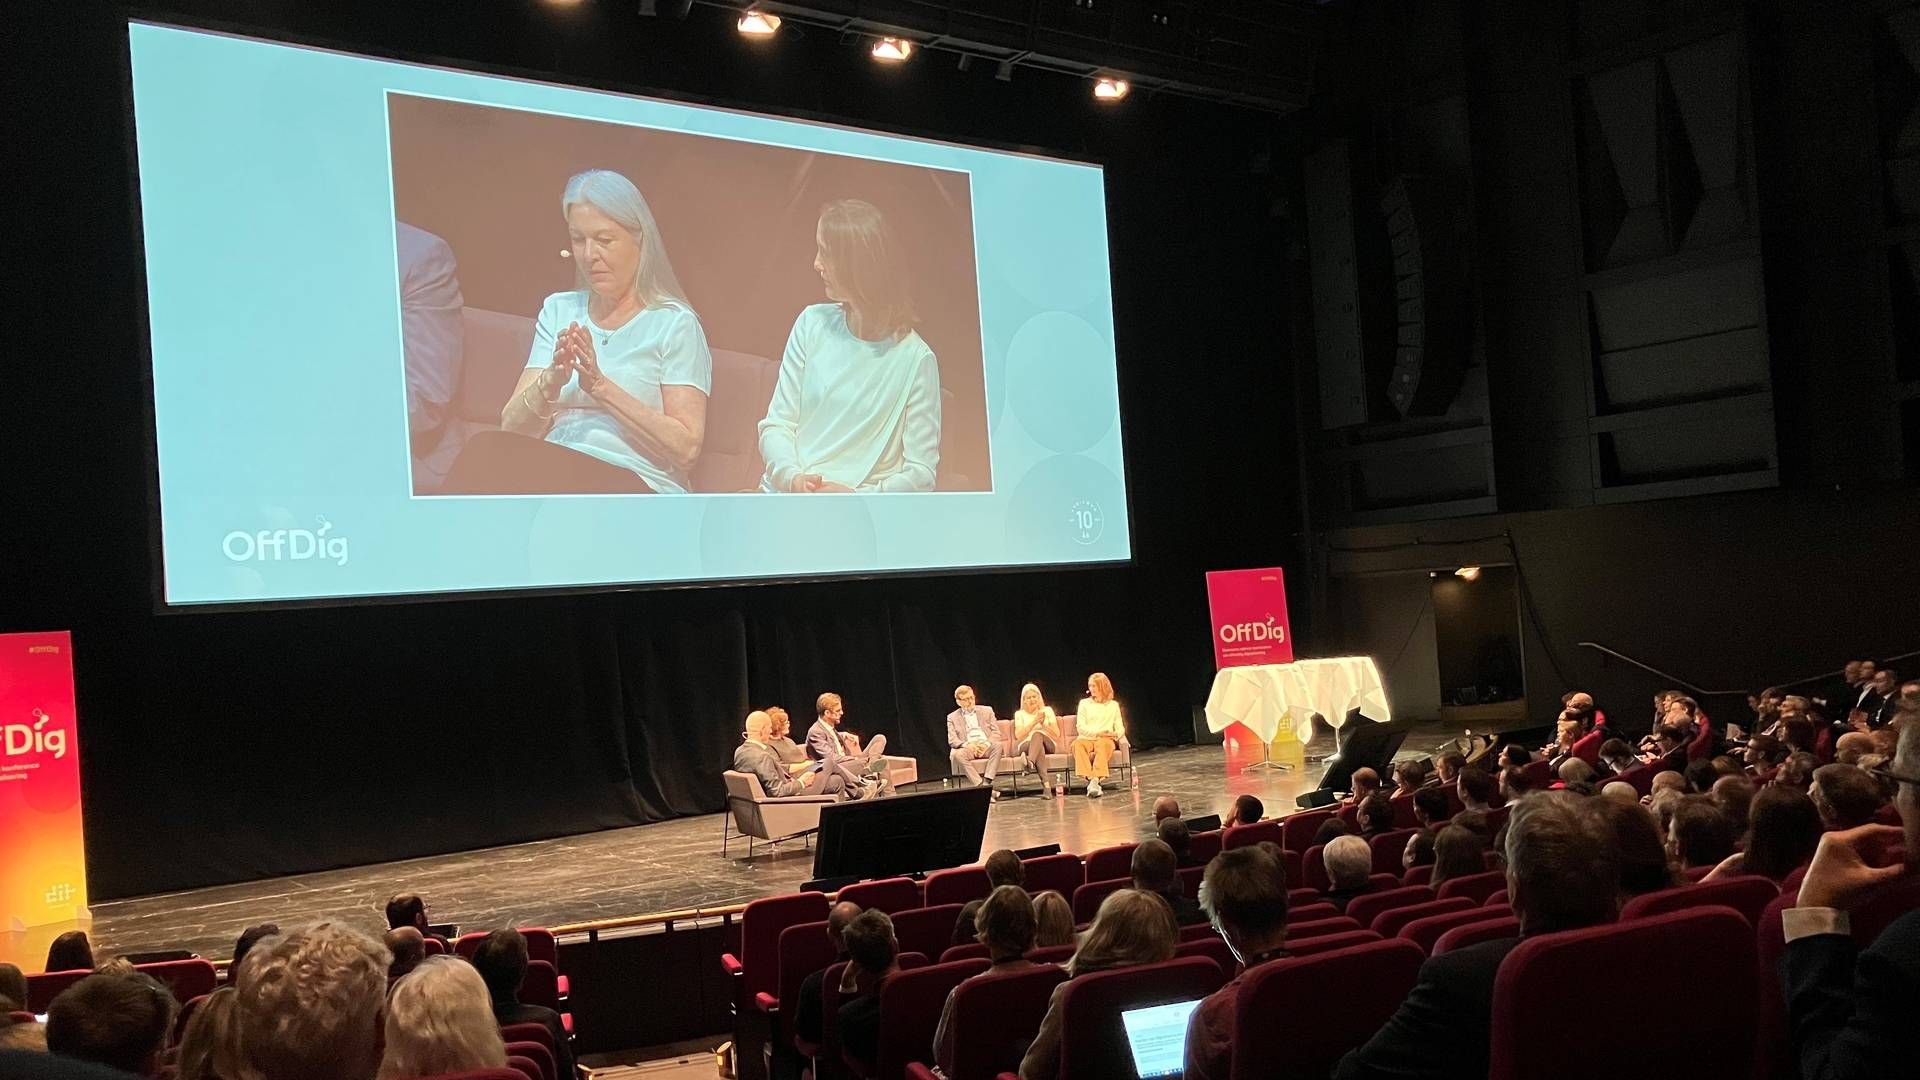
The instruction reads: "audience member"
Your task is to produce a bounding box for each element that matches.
[933,885,1041,1073]
[1183,847,1291,1080]
[1412,787,1450,829]
[1450,809,1492,842]
[1601,780,1639,803]
[44,932,93,974]
[174,986,239,1080]
[1778,751,1820,791]
[383,927,426,983]
[1429,825,1486,890]
[1336,793,1620,1080]
[45,973,176,1076]
[228,923,279,987]
[1746,733,1790,780]
[1833,731,1876,766]
[1643,720,1691,772]
[1321,835,1374,912]
[953,899,984,946]
[984,848,1027,890]
[1710,754,1744,777]
[1780,719,1918,1075]
[1684,759,1720,795]
[1711,774,1756,840]
[1356,794,1395,839]
[1019,890,1177,1080]
[383,894,445,947]
[1347,767,1383,806]
[1402,829,1436,870]
[1499,743,1533,769]
[1589,796,1675,897]
[1597,738,1639,777]
[1433,752,1467,785]
[1159,816,1201,867]
[0,962,26,1013]
[1313,818,1353,847]
[90,958,135,980]
[1726,786,1824,882]
[836,910,900,1072]
[1152,795,1182,825]
[1223,794,1264,829]
[468,928,575,1080]
[1457,768,1498,812]
[1499,766,1533,804]
[1557,757,1595,787]
[793,900,859,1047]
[1391,761,1427,796]
[1810,763,1887,830]
[1032,890,1075,948]
[1667,797,1737,872]
[377,956,506,1080]
[1132,839,1205,926]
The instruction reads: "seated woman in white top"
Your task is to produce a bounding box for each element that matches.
[1073,672,1126,799]
[758,199,941,493]
[1014,682,1065,794]
[445,169,712,495]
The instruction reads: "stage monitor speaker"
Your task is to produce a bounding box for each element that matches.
[1191,706,1224,746]
[812,785,993,881]
[1184,814,1223,833]
[1013,843,1062,859]
[802,874,862,894]
[1295,789,1339,810]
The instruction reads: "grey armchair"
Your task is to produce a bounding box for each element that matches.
[720,770,836,858]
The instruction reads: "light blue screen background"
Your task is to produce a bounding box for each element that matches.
[129,22,1130,605]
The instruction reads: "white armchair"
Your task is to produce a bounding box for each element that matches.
[721,770,836,858]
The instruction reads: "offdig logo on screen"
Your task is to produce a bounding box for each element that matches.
[223,517,350,566]
[4,708,67,760]
[1218,616,1286,645]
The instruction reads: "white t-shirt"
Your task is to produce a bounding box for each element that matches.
[757,304,941,492]
[525,290,713,494]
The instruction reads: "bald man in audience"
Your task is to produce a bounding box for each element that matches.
[1153,794,1182,825]
[1346,767,1382,806]
[384,927,426,982]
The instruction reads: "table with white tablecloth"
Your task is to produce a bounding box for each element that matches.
[1203,656,1392,748]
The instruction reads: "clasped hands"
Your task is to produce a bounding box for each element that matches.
[543,322,610,399]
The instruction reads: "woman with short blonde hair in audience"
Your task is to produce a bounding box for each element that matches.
[377,956,508,1080]
[1032,890,1076,948]
[1014,682,1065,794]
[1020,888,1177,1080]
[1071,672,1126,799]
[177,986,241,1080]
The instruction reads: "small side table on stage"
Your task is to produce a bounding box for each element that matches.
[1204,656,1393,773]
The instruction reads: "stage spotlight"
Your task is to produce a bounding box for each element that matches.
[737,10,781,36]
[871,36,914,62]
[1092,76,1130,101]
[1454,566,1481,581]
[995,58,1016,81]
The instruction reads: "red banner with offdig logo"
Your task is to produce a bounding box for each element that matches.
[1205,568,1294,670]
[1,630,88,970]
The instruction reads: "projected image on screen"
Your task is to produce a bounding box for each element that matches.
[128,22,1129,606]
[390,94,991,498]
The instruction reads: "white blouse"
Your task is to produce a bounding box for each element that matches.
[757,304,940,492]
[1075,698,1125,740]
[525,290,712,494]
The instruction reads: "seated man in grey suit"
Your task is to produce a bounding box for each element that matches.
[947,685,1003,799]
[736,710,848,799]
[808,692,887,797]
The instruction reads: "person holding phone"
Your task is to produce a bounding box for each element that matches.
[758,199,941,493]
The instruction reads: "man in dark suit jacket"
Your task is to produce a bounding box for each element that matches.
[794,901,862,1048]
[1335,792,1623,1080]
[1779,720,1920,1079]
[472,929,576,1080]
[1132,839,1207,926]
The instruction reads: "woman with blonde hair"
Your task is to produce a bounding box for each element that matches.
[176,986,241,1080]
[1019,889,1177,1080]
[758,198,942,493]
[377,956,508,1080]
[1031,889,1076,948]
[447,168,713,495]
[1071,672,1126,798]
[1014,682,1065,794]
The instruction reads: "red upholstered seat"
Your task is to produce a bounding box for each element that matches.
[1345,885,1436,931]
[1388,793,1420,829]
[1021,853,1086,898]
[1176,935,1238,973]
[1612,764,1657,796]
[925,866,992,907]
[1177,864,1205,900]
[939,943,991,963]
[1369,830,1418,875]
[1402,864,1434,887]
[1289,902,1338,923]
[504,1055,541,1080]
[1228,938,1425,1080]
[1368,873,1401,892]
[1369,896,1474,937]
[518,929,567,998]
[1681,864,1714,882]
[1071,878,1132,923]
[1190,830,1225,864]
[838,876,924,914]
[521,961,563,1013]
[422,936,447,956]
[1287,916,1362,940]
[500,1023,554,1061]
[423,1072,523,1080]
[1224,819,1285,851]
[1179,923,1223,943]
[1285,929,1384,957]
[455,931,488,959]
[892,904,966,962]
[910,962,1066,1080]
[1281,848,1304,889]
[1302,844,1331,892]
[1433,915,1519,955]
[1620,876,1782,926]
[762,920,835,1053]
[721,891,829,1016]
[1490,909,1752,1080]
[1054,957,1228,1077]
[1084,843,1137,883]
[25,969,91,1013]
[504,1040,555,1080]
[865,959,990,1080]
[1028,943,1077,965]
[136,958,217,1003]
[1399,907,1517,954]
[1518,758,1553,789]
[1436,870,1508,904]
[816,954,930,1074]
[1484,805,1512,832]
[1485,889,1508,907]
[1288,886,1322,906]
[1281,808,1336,852]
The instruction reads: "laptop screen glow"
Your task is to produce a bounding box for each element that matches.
[1121,998,1201,1079]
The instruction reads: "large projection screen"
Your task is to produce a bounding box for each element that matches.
[127,22,1130,607]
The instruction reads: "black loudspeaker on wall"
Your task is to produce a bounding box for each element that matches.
[1379,175,1473,418]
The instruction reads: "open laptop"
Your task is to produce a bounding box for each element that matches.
[1121,998,1202,1079]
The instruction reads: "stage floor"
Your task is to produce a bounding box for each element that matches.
[88,725,1481,962]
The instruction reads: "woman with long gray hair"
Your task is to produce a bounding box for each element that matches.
[446,168,712,494]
